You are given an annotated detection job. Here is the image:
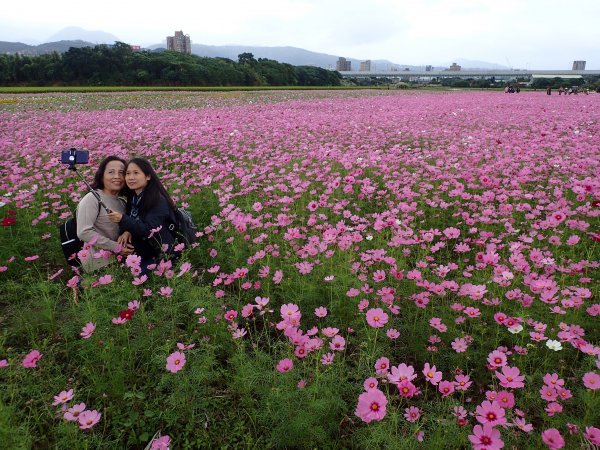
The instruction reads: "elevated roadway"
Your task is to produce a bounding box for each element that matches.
[339,70,600,79]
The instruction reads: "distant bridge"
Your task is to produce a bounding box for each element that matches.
[339,70,600,80]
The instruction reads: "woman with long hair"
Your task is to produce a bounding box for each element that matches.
[108,157,177,274]
[76,155,134,271]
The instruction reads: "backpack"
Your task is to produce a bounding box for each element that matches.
[169,208,198,248]
[58,200,101,266]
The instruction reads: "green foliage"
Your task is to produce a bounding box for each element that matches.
[0,44,342,87]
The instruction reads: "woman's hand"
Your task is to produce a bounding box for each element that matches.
[117,232,134,256]
[117,231,132,245]
[108,211,123,223]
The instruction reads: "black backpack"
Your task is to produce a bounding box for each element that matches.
[58,201,101,266]
[169,208,199,248]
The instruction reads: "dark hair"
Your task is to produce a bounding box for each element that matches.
[90,155,128,193]
[126,157,176,215]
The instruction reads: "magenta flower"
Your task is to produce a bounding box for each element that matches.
[475,400,507,426]
[314,306,328,318]
[374,356,390,375]
[582,371,600,390]
[276,358,293,373]
[80,322,96,339]
[329,334,346,352]
[404,406,421,423]
[363,377,378,391]
[454,374,472,391]
[151,435,171,450]
[388,363,417,383]
[159,286,173,297]
[487,350,507,369]
[584,426,600,445]
[355,388,387,423]
[64,402,86,422]
[78,409,101,430]
[541,428,565,450]
[22,349,42,368]
[166,351,186,373]
[438,380,455,397]
[52,389,74,406]
[0,359,8,368]
[397,380,418,398]
[495,365,525,389]
[422,362,443,385]
[468,423,504,450]
[365,308,388,328]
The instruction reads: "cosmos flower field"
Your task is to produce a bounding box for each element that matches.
[0,89,598,449]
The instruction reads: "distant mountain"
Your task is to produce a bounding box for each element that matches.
[445,59,510,70]
[0,40,96,55]
[46,27,120,45]
[149,43,422,71]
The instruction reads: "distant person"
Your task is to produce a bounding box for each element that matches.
[546,87,552,95]
[516,86,520,93]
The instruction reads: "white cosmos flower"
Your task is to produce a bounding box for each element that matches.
[546,340,563,351]
[508,324,524,334]
[365,235,373,241]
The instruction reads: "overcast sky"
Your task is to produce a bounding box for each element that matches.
[2,0,599,69]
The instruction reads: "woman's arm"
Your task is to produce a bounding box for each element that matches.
[115,196,172,240]
[76,193,120,252]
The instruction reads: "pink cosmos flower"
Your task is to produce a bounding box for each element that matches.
[582,371,600,390]
[544,402,562,416]
[404,406,421,423]
[166,351,186,373]
[422,362,443,385]
[374,357,390,375]
[475,400,507,426]
[363,377,378,391]
[541,428,565,450]
[454,374,472,391]
[22,350,42,368]
[0,359,8,368]
[314,306,328,318]
[495,391,515,409]
[365,308,388,328]
[468,423,504,450]
[78,409,101,429]
[276,358,293,373]
[584,426,600,445]
[397,380,418,398]
[329,334,346,351]
[495,365,525,389]
[52,389,74,406]
[388,363,417,383]
[159,286,173,297]
[355,388,387,423]
[438,380,455,397]
[80,322,96,339]
[513,417,533,433]
[64,402,86,422]
[320,352,335,365]
[151,435,171,450]
[487,350,508,369]
[386,328,400,339]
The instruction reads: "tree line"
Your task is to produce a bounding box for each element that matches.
[0,43,342,87]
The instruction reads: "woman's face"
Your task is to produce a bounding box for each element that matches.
[102,160,126,195]
[126,163,151,194]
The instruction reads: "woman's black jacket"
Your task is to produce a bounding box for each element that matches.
[119,194,176,259]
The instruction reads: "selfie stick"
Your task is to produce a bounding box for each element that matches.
[68,165,112,213]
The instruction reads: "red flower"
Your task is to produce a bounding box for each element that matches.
[1,217,16,227]
[8,210,17,216]
[119,309,135,321]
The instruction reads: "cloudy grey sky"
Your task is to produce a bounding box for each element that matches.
[2,0,599,69]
